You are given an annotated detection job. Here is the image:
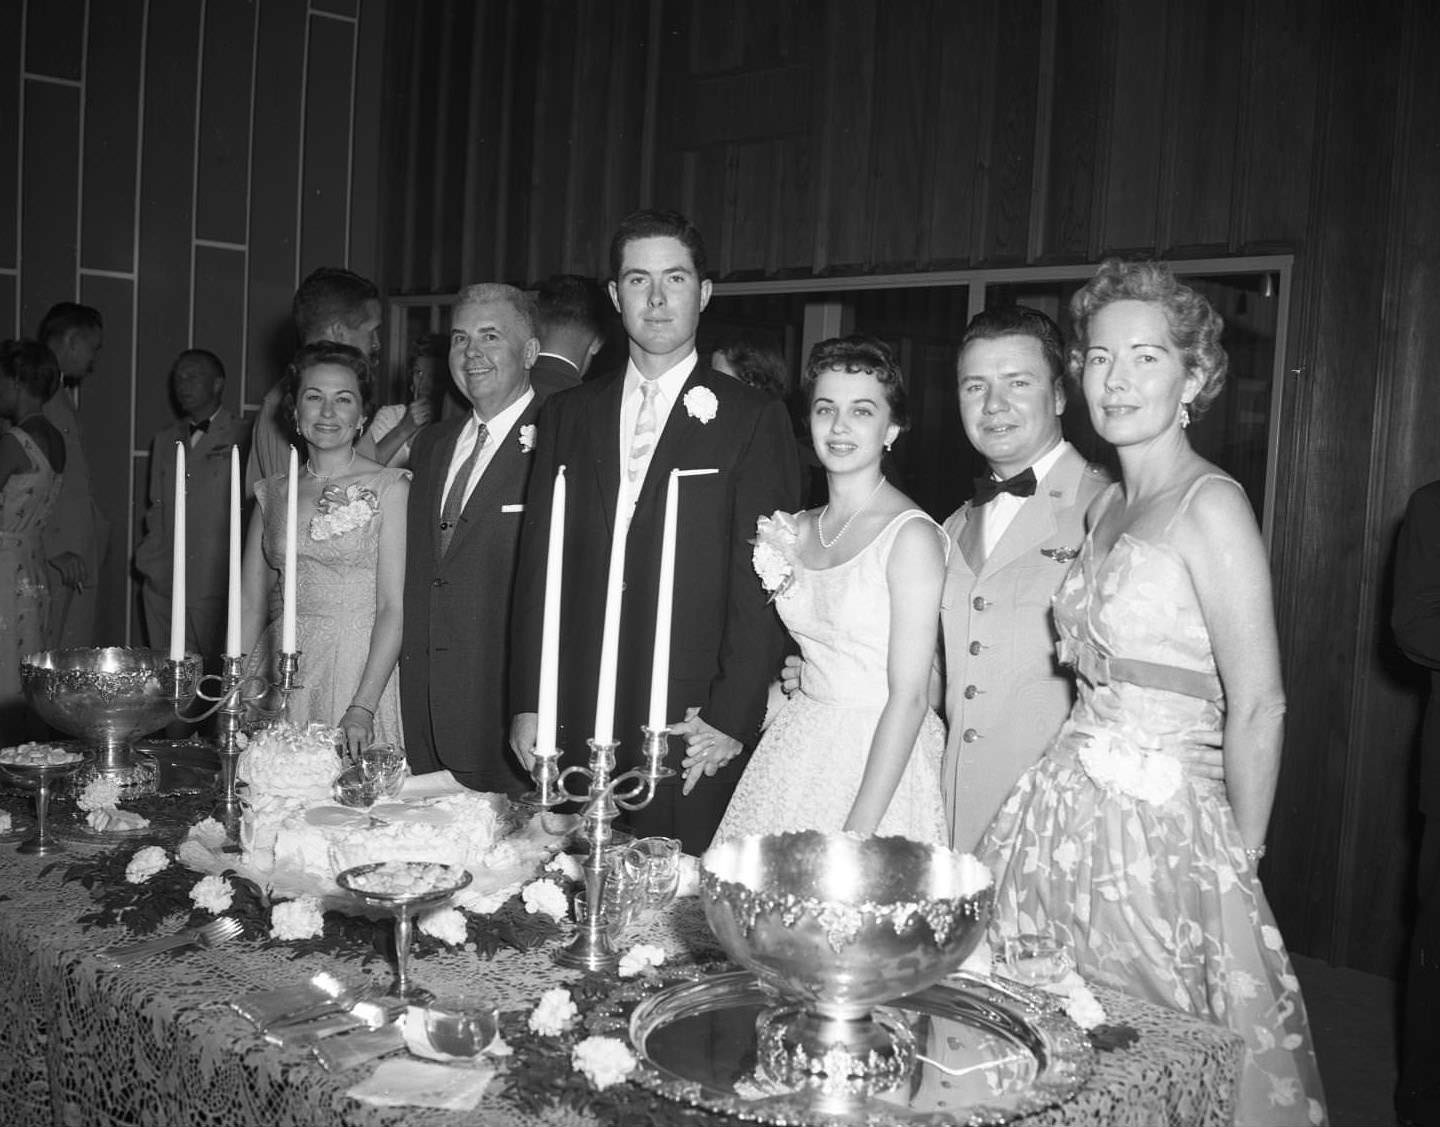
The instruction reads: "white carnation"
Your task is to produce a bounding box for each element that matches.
[270,895,325,940]
[77,777,122,812]
[189,817,228,849]
[617,943,666,978]
[682,385,718,424]
[521,878,568,921]
[1063,983,1106,1030]
[528,987,579,1036]
[572,1035,636,1090]
[1077,730,1183,806]
[544,852,584,882]
[125,845,170,884]
[189,874,234,914]
[418,906,468,946]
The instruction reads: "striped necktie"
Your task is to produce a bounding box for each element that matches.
[439,422,486,554]
[627,378,660,483]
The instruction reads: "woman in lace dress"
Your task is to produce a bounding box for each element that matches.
[709,336,948,844]
[0,340,65,730]
[979,261,1325,1125]
[241,343,409,754]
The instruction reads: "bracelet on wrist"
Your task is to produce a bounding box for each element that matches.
[346,703,375,718]
[1244,844,1267,862]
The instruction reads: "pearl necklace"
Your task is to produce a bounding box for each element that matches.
[304,449,357,482]
[817,478,887,550]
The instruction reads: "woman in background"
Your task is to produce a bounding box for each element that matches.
[241,342,409,755]
[980,260,1325,1125]
[0,340,65,729]
[708,335,947,843]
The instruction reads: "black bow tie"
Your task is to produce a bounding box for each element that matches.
[971,466,1037,507]
[62,375,81,389]
[189,418,211,436]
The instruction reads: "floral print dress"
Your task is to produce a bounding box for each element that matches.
[0,428,62,721]
[252,467,408,744]
[979,476,1326,1126]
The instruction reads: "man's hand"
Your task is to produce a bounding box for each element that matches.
[1176,728,1225,781]
[405,399,433,431]
[48,551,87,591]
[780,654,803,696]
[510,712,539,773]
[674,707,742,795]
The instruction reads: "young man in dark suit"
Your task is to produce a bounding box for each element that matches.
[400,284,548,793]
[509,210,800,852]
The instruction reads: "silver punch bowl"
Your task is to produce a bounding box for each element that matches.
[21,647,198,795]
[701,831,994,1103]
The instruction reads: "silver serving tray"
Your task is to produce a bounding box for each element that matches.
[629,971,1094,1126]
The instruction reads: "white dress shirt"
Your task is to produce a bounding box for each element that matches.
[442,388,535,510]
[981,440,1071,557]
[617,351,698,503]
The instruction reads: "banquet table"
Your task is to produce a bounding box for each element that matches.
[0,830,1243,1127]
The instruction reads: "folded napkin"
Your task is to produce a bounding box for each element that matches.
[347,1059,495,1110]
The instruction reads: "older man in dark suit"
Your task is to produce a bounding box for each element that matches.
[400,284,549,793]
[509,209,800,852]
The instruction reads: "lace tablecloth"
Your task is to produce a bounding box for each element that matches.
[0,843,1241,1127]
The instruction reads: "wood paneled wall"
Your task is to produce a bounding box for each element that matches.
[2,0,386,647]
[382,0,1440,974]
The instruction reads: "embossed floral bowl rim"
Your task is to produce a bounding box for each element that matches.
[700,831,995,1012]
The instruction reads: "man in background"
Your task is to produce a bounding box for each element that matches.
[246,267,381,491]
[38,302,107,648]
[135,349,252,667]
[530,273,606,394]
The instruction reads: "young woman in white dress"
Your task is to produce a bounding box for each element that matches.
[706,335,948,844]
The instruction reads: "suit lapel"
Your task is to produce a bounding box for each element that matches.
[430,417,467,559]
[632,370,707,516]
[592,374,624,536]
[443,400,542,558]
[981,447,1088,575]
[954,504,985,574]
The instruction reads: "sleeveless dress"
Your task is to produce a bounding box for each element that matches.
[0,428,62,722]
[253,467,408,745]
[979,476,1326,1127]
[713,509,949,845]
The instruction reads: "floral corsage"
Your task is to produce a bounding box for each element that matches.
[752,511,800,602]
[309,484,379,541]
[1075,727,1184,807]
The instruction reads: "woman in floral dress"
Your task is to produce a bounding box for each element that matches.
[979,261,1325,1126]
[710,336,948,844]
[241,343,409,755]
[0,340,64,731]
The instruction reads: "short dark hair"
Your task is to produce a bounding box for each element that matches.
[803,334,910,433]
[37,302,103,345]
[608,209,708,282]
[0,338,61,400]
[1068,258,1228,420]
[961,305,1067,386]
[535,274,605,337]
[172,348,226,382]
[282,341,375,425]
[292,267,380,343]
[714,338,788,400]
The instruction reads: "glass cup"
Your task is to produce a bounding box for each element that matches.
[332,765,381,808]
[358,744,408,800]
[573,850,637,940]
[622,836,682,914]
[422,993,499,1058]
[999,934,1072,986]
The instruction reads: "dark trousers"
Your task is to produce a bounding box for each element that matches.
[1399,810,1440,1125]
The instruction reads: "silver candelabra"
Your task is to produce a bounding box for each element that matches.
[523,726,672,971]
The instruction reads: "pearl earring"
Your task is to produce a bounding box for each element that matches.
[1180,404,1191,429]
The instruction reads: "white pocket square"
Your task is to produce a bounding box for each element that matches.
[500,504,525,513]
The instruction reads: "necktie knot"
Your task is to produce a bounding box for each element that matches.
[971,466,1038,507]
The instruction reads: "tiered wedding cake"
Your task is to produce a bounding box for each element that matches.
[234,722,526,894]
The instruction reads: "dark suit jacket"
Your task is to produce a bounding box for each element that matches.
[1395,480,1440,816]
[511,364,801,850]
[400,391,548,792]
[529,354,582,398]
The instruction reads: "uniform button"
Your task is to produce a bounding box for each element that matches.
[432,578,446,588]
[968,640,983,655]
[964,684,978,699]
[972,596,989,611]
[962,728,978,743]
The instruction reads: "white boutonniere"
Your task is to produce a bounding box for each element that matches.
[683,386,718,424]
[518,424,536,453]
[309,484,379,541]
[752,510,800,601]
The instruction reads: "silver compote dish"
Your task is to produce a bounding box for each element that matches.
[625,831,1093,1125]
[21,647,199,798]
[0,747,88,856]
